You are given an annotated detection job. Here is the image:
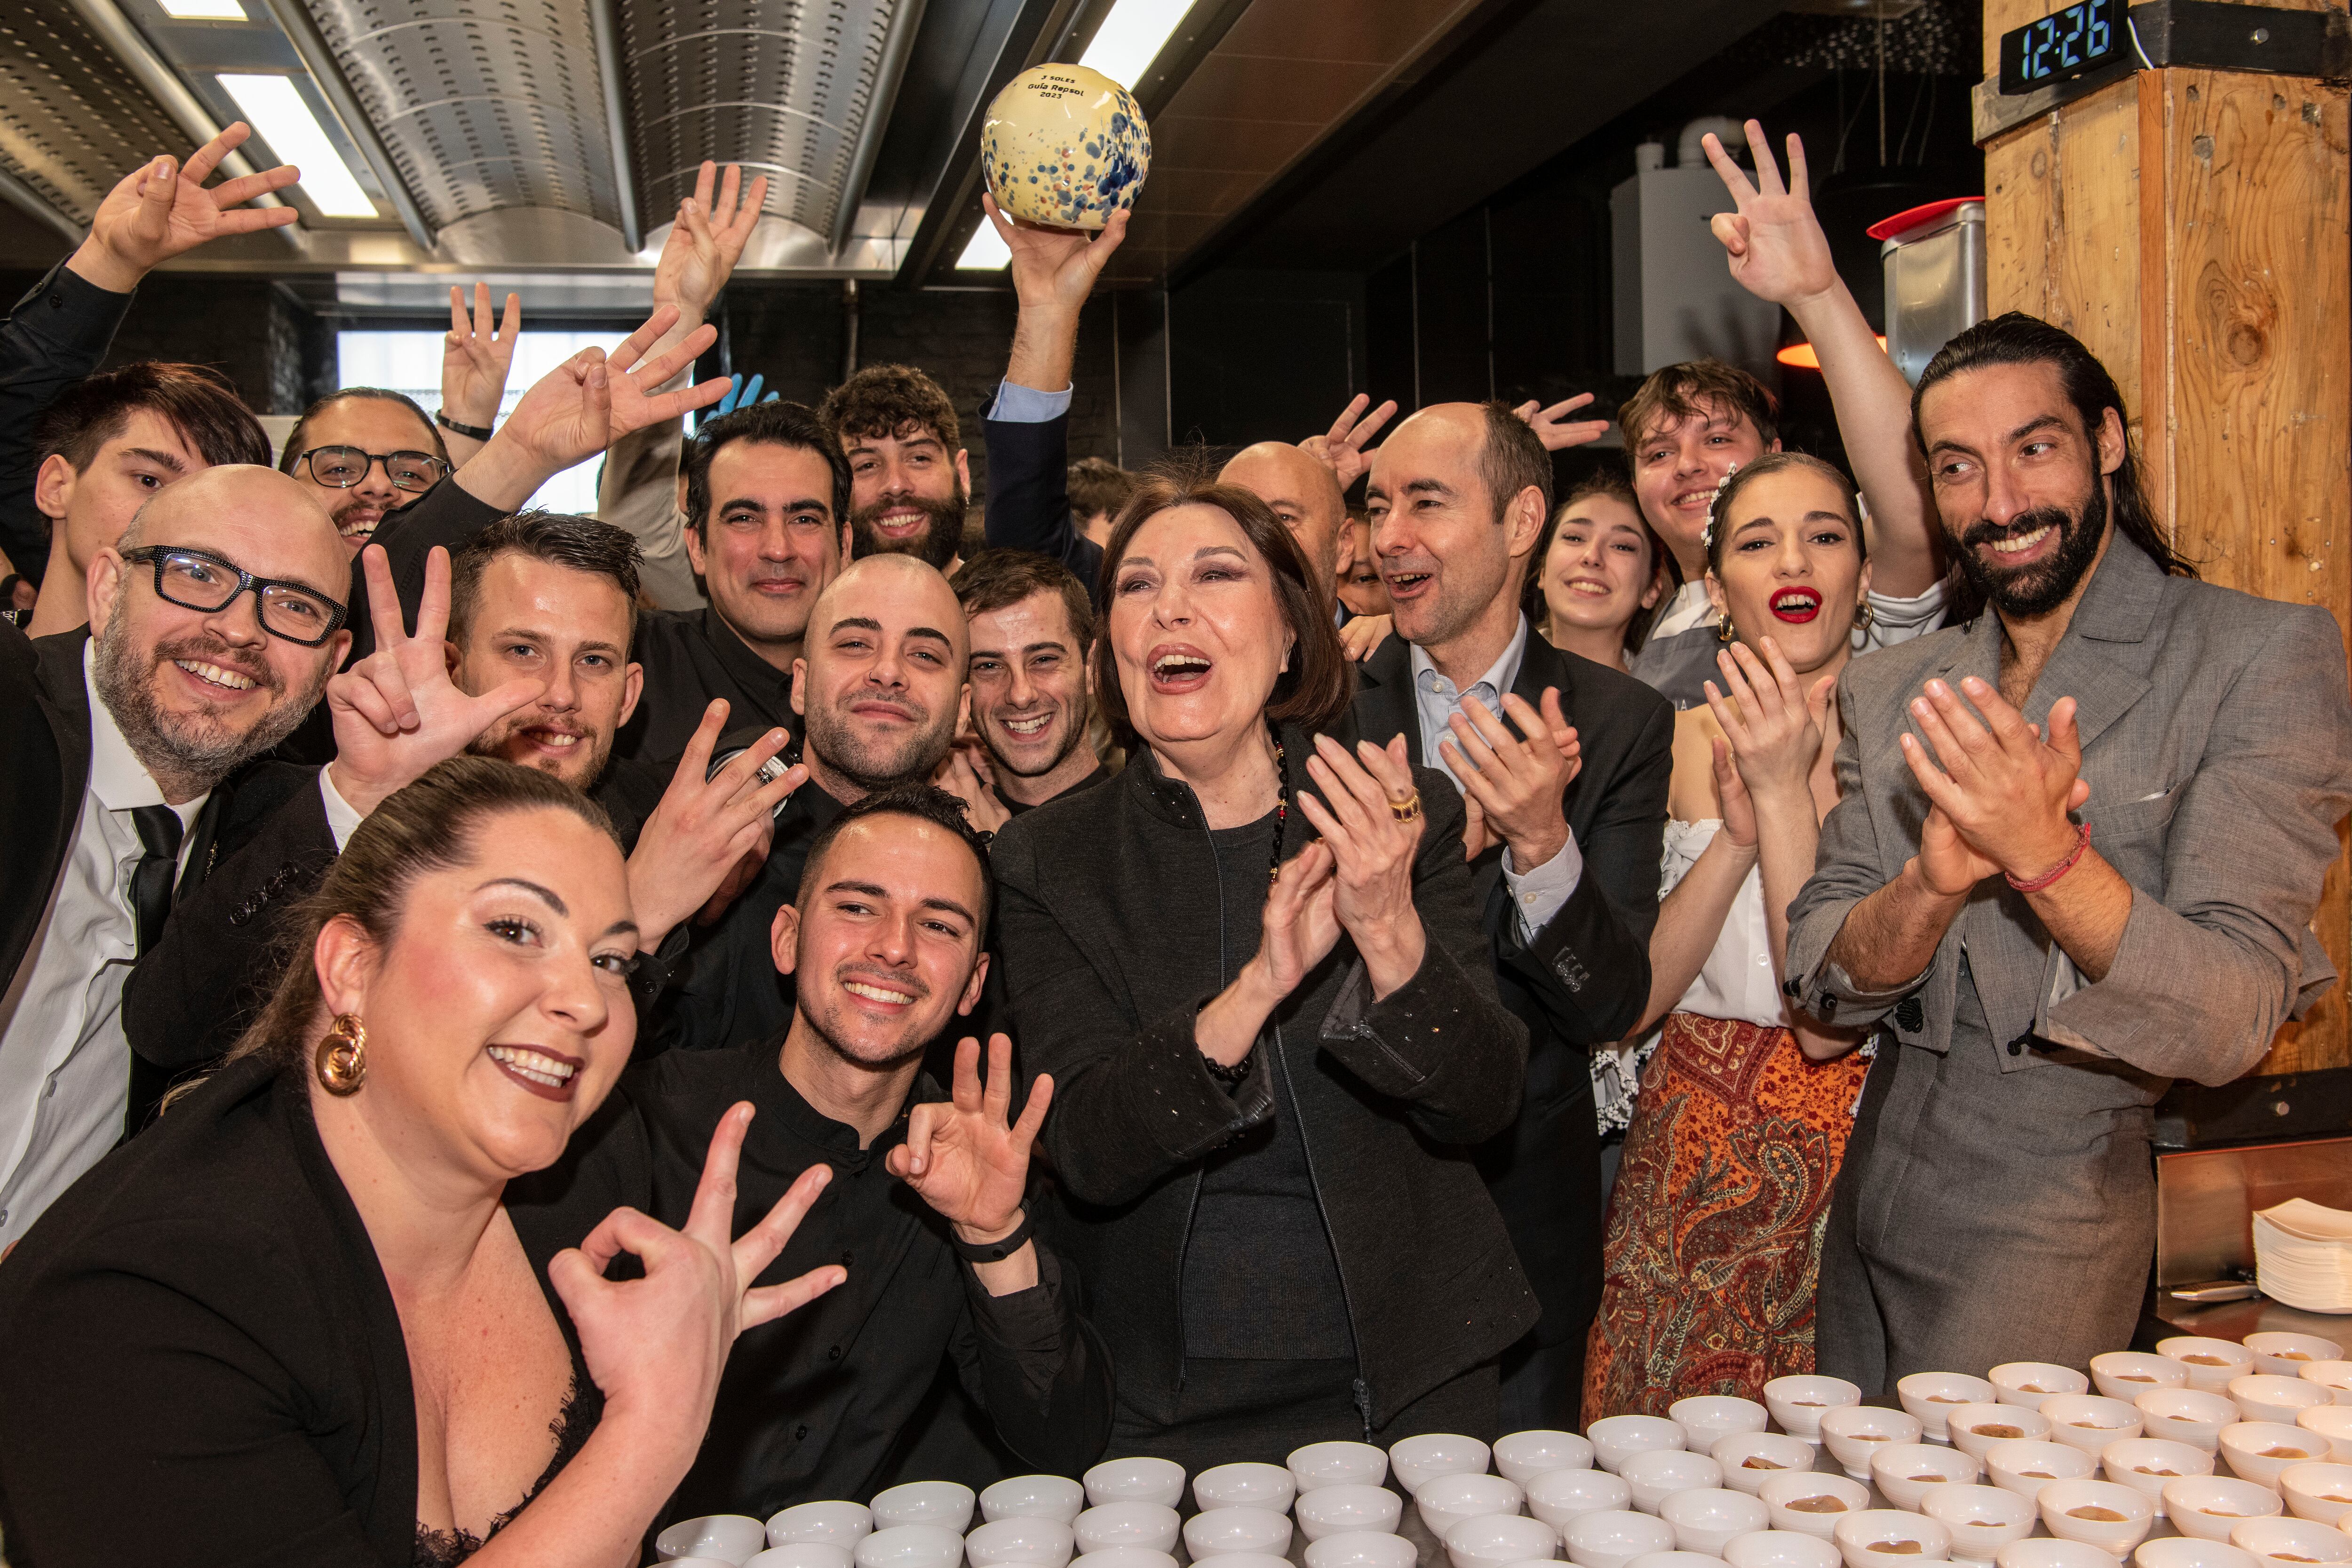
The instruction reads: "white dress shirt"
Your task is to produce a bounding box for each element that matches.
[1407,614,1581,937]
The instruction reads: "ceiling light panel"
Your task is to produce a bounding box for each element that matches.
[1078,0,1200,91]
[158,0,252,18]
[215,72,376,215]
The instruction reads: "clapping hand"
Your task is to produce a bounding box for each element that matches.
[628,701,802,947]
[70,124,298,294]
[440,283,521,452]
[1298,735,1428,989]
[1512,394,1611,452]
[550,1104,842,1441]
[1901,677,2092,895]
[656,161,770,324]
[1301,395,1398,490]
[1440,690,1580,872]
[887,1035,1052,1246]
[1702,637,1833,807]
[1701,120,1839,311]
[325,546,544,816]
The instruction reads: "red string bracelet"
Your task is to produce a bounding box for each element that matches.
[2006,821,2092,893]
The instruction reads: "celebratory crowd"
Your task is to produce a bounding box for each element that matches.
[0,115,2348,1568]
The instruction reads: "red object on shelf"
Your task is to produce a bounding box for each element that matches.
[1867,197,1986,244]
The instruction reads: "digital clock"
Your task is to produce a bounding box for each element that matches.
[1998,0,2126,95]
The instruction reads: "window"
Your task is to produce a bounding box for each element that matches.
[334,328,628,517]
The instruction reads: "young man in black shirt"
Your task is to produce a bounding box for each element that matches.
[515,786,1110,1520]
[936,549,1110,830]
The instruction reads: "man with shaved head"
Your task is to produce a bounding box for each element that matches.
[660,552,973,1053]
[1351,400,1673,1428]
[0,465,356,1244]
[1220,440,1356,617]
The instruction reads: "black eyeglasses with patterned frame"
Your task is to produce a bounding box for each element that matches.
[295,446,451,493]
[119,545,352,646]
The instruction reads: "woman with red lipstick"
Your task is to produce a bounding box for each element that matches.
[991,473,1533,1471]
[1583,452,1944,1421]
[0,758,842,1567]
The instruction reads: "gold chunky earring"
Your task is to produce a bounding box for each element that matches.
[1716,610,1736,644]
[314,1013,367,1096]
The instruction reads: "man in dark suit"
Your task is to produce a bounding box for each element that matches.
[1350,401,1672,1427]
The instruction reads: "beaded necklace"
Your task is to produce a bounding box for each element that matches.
[1266,725,1288,884]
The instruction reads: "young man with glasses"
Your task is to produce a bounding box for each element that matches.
[276,388,453,553]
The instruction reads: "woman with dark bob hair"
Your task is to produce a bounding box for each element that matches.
[0,757,839,1567]
[989,471,1534,1470]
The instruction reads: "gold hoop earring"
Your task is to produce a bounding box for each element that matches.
[314,1013,366,1096]
[1716,611,1736,644]
[1855,597,1875,631]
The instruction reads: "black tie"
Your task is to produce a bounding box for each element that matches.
[129,805,184,955]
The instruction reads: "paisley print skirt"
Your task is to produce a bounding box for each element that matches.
[1581,1012,1871,1424]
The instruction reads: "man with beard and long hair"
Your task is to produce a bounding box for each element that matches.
[1788,313,2352,1390]
[824,365,971,573]
[0,465,355,1244]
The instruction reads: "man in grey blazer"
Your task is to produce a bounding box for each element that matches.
[1788,314,2352,1390]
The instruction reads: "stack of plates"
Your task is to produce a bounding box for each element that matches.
[2255,1199,2352,1313]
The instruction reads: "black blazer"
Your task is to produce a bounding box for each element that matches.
[1345,630,1672,1347]
[977,393,1104,597]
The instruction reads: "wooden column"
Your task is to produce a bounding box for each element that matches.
[1980,1,2352,1075]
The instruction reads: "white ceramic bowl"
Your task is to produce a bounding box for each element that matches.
[663,1516,776,1565]
[2299,1407,2352,1463]
[2222,1421,2329,1487]
[1819,1406,1924,1481]
[1305,1533,1420,1568]
[770,1504,878,1551]
[2227,1519,2352,1568]
[1071,1504,1180,1556]
[1070,1551,1175,1568]
[1419,1473,1528,1537]
[1713,1433,1821,1496]
[1994,1543,2124,1568]
[873,1483,977,1534]
[2035,1477,2154,1557]
[2161,1477,2285,1543]
[1196,1556,1289,1568]
[1982,1439,2096,1499]
[982,1477,1087,1527]
[754,1546,856,1568]
[1396,1433,1498,1492]
[1870,1443,1982,1509]
[2093,1354,2193,1402]
[1988,1364,2090,1410]
[1948,1405,2054,1462]
[2278,1461,2352,1527]
[1675,1398,1772,1451]
[2233,1377,2334,1427]
[1529,1469,1638,1532]
[1082,1459,1184,1510]
[1764,1377,1864,1442]
[1831,1510,1949,1568]
[2040,1394,2145,1455]
[1183,1507,1292,1560]
[2297,1364,2352,1405]
[1193,1463,1295,1515]
[1621,1450,1724,1515]
[2101,1436,2214,1515]
[1592,1416,1690,1474]
[2134,1540,2258,1568]
[1291,1441,1391,1494]
[671,1559,744,1567]
[2141,1389,2248,1452]
[1297,1484,1406,1543]
[1918,1484,2035,1563]
[1445,1513,1560,1568]
[1758,1474,1872,1541]
[1624,1553,1725,1568]
[1661,1488,1770,1555]
[1723,1530,1843,1568]
[966,1519,1075,1568]
[857,1527,968,1568]
[2160,1339,2259,1393]
[1498,1431,1599,1485]
[1562,1510,1676,1568]
[2247,1336,2345,1380]
[1901,1374,2002,1442]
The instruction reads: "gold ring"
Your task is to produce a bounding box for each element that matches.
[1389,792,1423,822]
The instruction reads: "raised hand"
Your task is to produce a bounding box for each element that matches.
[1899,677,2094,889]
[70,124,299,294]
[886,1035,1051,1242]
[440,282,521,454]
[1513,394,1611,452]
[494,305,731,479]
[325,545,544,816]
[656,161,770,324]
[1702,637,1833,806]
[996,194,1128,395]
[1301,394,1398,491]
[549,1104,843,1440]
[1298,734,1429,993]
[628,701,802,947]
[932,739,1011,835]
[1439,689,1580,873]
[1338,612,1392,664]
[1701,120,1839,310]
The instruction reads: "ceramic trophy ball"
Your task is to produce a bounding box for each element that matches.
[979,63,1152,228]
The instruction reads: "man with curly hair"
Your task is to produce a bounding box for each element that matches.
[821,365,969,574]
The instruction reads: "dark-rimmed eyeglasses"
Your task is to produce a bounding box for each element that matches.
[120,546,350,646]
[296,446,450,493]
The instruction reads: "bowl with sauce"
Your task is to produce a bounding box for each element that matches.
[2160,1339,2259,1394]
[2161,1476,2287,1542]
[1983,1439,2095,1500]
[1918,1484,2034,1563]
[2297,1406,2352,1465]
[2295,1364,2352,1408]
[1870,1443,1982,1510]
[2093,1353,2193,1401]
[1759,1473,1870,1541]
[2220,1422,2326,1488]
[2036,1477,2155,1557]
[1711,1433,1822,1498]
[2245,1335,2344,1381]
[1994,1539,2130,1568]
[1989,1364,2090,1412]
[2133,1538,2259,1568]
[2277,1460,2352,1528]
[2039,1394,2146,1456]
[2099,1436,2214,1515]
[1900,1374,2001,1442]
[1722,1528,1843,1568]
[2140,1388,2249,1453]
[1819,1405,1924,1481]
[2226,1517,2352,1568]
[1831,1509,1949,1568]
[1764,1377,1863,1444]
[1947,1404,2053,1463]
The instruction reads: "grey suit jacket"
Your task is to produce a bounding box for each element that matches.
[1787,538,2352,1088]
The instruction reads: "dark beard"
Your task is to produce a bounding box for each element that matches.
[1950,480,2107,620]
[93,620,318,796]
[803,698,956,795]
[849,487,966,572]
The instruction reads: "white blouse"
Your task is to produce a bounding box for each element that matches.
[1657,818,1787,1029]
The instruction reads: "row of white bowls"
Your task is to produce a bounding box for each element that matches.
[654,1329,2352,1568]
